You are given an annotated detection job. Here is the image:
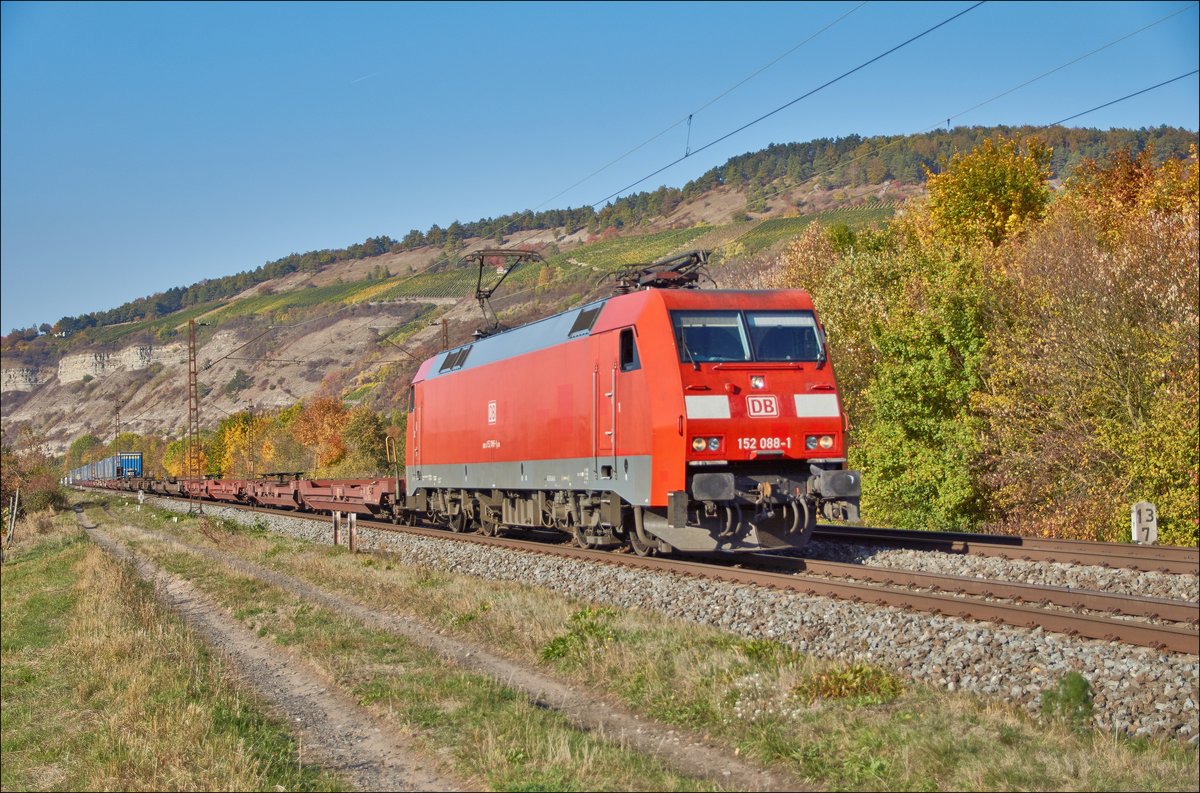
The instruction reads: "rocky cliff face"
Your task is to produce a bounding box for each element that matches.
[55,343,186,384]
[0,301,437,454]
[1,367,54,392]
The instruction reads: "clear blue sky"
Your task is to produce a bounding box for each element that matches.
[2,1,1197,332]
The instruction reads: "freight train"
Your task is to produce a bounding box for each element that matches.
[73,251,861,556]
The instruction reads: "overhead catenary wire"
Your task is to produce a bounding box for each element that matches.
[588,1,987,209]
[501,0,869,245]
[1044,69,1199,127]
[319,32,847,355]
[710,4,1199,253]
[945,1,1195,127]
[483,0,1192,314]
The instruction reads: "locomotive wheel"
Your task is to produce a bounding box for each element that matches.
[479,507,500,537]
[628,528,657,557]
[793,499,817,546]
[450,508,469,533]
[573,523,589,548]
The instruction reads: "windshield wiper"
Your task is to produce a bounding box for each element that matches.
[680,335,700,371]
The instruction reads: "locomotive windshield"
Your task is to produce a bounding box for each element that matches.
[672,310,824,363]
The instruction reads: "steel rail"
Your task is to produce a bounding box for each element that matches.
[814,525,1200,575]
[750,554,1199,624]
[104,491,1199,656]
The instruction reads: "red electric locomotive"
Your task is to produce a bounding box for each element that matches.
[406,251,860,554]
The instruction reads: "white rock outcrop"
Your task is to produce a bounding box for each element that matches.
[0,367,54,392]
[57,343,185,383]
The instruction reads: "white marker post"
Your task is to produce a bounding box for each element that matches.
[1131,501,1158,545]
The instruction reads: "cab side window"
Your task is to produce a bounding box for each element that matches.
[619,328,640,372]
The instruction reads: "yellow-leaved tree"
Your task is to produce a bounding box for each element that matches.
[291,397,349,472]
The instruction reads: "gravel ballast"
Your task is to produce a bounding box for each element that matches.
[146,498,1200,742]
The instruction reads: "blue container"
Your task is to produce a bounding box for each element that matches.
[70,452,143,481]
[117,452,143,478]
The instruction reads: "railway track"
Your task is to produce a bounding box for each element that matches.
[94,492,1200,656]
[813,524,1200,575]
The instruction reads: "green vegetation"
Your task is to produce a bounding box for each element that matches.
[727,205,896,255]
[200,278,390,324]
[371,267,480,300]
[223,368,252,397]
[1040,672,1095,732]
[40,236,397,337]
[792,663,905,706]
[84,299,224,346]
[551,226,715,271]
[0,514,344,791]
[540,606,621,664]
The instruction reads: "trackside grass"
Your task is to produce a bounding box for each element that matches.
[121,537,716,792]
[0,510,346,792]
[106,499,1200,792]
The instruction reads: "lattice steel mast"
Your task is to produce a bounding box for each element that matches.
[187,319,203,513]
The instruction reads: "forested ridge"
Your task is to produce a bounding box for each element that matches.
[4,124,1194,346]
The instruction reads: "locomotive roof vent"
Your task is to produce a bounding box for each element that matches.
[609,249,714,295]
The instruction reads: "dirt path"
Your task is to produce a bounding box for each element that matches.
[105,518,804,791]
[80,513,468,792]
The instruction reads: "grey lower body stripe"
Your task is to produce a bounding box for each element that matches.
[408,455,653,506]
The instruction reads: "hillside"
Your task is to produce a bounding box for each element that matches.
[2,124,1195,454]
[0,199,901,454]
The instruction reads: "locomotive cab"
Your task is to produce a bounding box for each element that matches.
[639,294,861,553]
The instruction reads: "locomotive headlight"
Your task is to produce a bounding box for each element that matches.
[805,436,818,450]
[707,437,722,451]
[805,435,835,450]
[750,375,765,389]
[692,437,708,452]
[819,435,834,449]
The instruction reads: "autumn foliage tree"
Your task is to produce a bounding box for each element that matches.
[980,146,1198,544]
[1,430,66,514]
[291,397,349,471]
[923,136,1053,248]
[774,135,1052,531]
[774,135,1198,545]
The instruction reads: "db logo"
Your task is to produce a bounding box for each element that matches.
[746,395,778,418]
[487,400,497,425]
